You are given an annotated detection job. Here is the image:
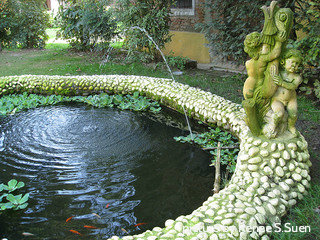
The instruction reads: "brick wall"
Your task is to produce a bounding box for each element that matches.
[170,0,205,32]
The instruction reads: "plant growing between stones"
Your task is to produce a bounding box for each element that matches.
[0,179,29,211]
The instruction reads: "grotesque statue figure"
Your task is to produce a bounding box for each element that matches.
[242,1,301,139]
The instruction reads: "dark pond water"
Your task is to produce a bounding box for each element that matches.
[0,103,214,240]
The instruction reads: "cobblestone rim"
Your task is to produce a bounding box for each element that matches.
[0,75,311,240]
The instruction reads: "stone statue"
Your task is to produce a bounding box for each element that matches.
[242,1,301,139]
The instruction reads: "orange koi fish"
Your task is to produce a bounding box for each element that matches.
[66,216,74,222]
[106,203,110,209]
[69,230,82,235]
[121,228,129,234]
[134,223,147,227]
[84,225,98,229]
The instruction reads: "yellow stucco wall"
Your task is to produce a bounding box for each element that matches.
[162,31,211,64]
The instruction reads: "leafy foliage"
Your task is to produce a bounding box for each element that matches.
[0,92,161,115]
[114,0,172,58]
[196,0,296,64]
[174,127,239,174]
[56,0,117,50]
[294,0,320,99]
[0,179,29,211]
[0,0,49,49]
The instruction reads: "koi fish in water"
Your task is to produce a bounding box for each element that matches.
[134,223,147,227]
[84,225,98,229]
[106,203,110,209]
[69,230,82,235]
[66,216,74,222]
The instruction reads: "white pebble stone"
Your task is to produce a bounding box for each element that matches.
[278,143,285,151]
[209,234,219,240]
[270,198,279,206]
[249,157,262,164]
[153,227,162,232]
[256,206,266,215]
[295,167,302,174]
[253,139,262,146]
[285,179,294,185]
[279,182,290,191]
[257,188,265,195]
[225,213,236,218]
[205,209,215,217]
[245,207,257,215]
[249,147,259,156]
[221,219,233,226]
[275,166,284,177]
[283,150,291,160]
[288,199,297,206]
[235,208,244,214]
[290,150,297,158]
[292,173,302,181]
[191,222,204,232]
[272,152,281,158]
[165,219,175,228]
[267,204,277,215]
[197,233,208,240]
[174,222,183,232]
[248,165,258,171]
[239,154,250,161]
[204,218,214,224]
[260,150,269,157]
[264,166,273,175]
[297,183,305,193]
[279,158,286,166]
[270,158,277,168]
[261,142,269,148]
[271,143,277,151]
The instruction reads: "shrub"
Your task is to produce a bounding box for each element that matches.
[114,0,172,59]
[196,0,296,64]
[294,0,320,99]
[0,0,49,49]
[57,0,117,50]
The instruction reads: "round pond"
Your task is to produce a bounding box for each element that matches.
[0,104,214,239]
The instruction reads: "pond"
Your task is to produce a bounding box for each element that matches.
[0,103,214,239]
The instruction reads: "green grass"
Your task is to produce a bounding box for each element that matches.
[271,183,320,240]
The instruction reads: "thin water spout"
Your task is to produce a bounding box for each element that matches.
[125,26,194,139]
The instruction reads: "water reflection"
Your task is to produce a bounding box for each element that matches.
[0,104,213,239]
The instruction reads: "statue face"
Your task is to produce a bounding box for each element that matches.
[284,56,300,73]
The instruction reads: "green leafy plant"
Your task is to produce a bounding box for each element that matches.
[196,0,297,64]
[174,127,239,175]
[57,0,117,50]
[0,179,29,211]
[294,0,320,100]
[114,0,172,59]
[166,55,190,70]
[0,92,161,116]
[0,0,49,49]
